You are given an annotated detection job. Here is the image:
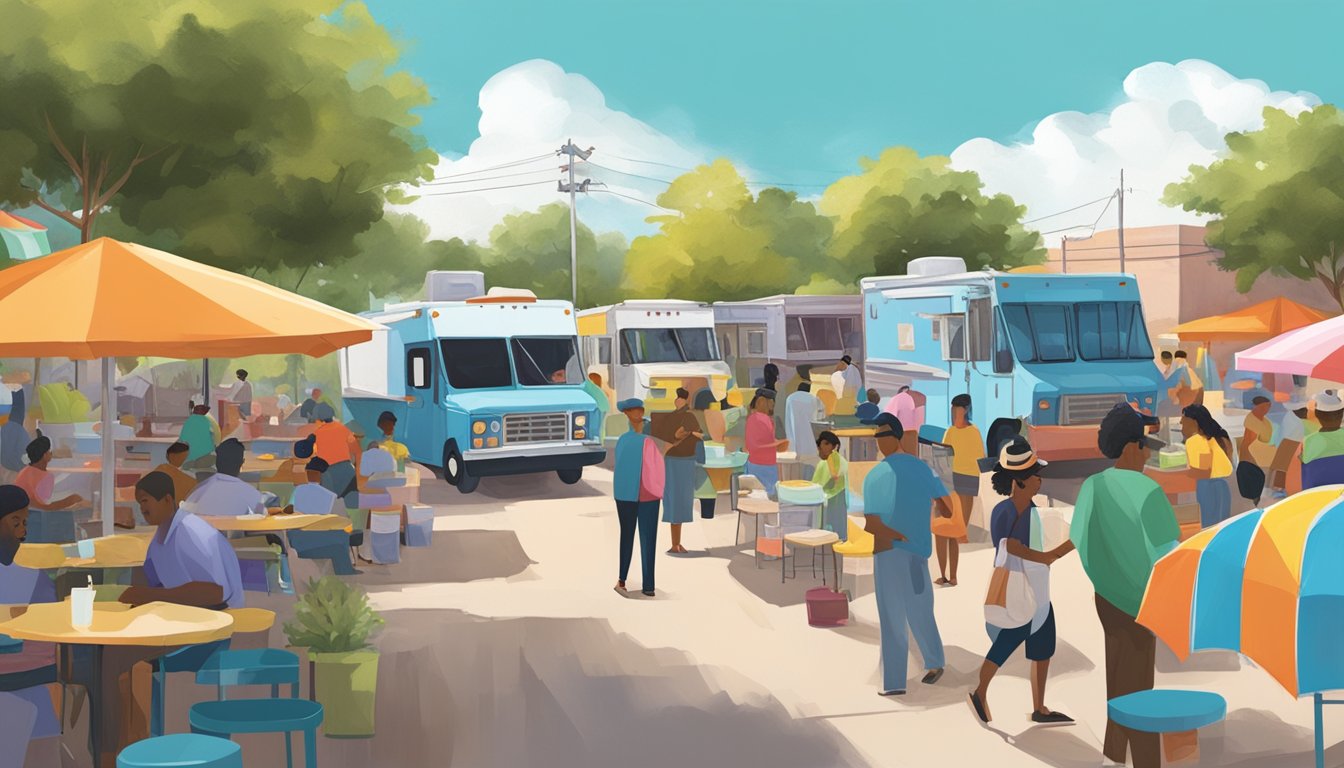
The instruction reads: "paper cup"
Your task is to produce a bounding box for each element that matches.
[76,539,95,559]
[70,587,95,629]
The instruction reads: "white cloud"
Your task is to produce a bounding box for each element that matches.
[950,59,1320,243]
[402,59,712,243]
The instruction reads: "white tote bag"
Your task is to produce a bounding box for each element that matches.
[983,539,1037,630]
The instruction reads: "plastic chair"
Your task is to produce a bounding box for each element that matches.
[117,733,242,768]
[190,698,323,768]
[151,640,231,737]
[196,648,300,700]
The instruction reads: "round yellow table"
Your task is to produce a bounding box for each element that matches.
[200,513,351,533]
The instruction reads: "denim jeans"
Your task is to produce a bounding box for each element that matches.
[616,499,659,591]
[874,547,945,691]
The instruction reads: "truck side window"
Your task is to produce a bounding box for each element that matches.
[746,330,765,356]
[597,337,612,365]
[784,318,805,353]
[993,309,1014,374]
[968,298,992,361]
[941,315,967,362]
[407,349,431,389]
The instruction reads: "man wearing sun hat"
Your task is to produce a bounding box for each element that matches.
[1302,389,1344,467]
[1270,396,1310,496]
[1071,404,1179,768]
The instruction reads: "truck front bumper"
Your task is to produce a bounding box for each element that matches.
[1026,424,1104,461]
[462,443,606,477]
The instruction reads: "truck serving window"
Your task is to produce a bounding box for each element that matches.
[620,328,719,363]
[440,339,513,389]
[512,337,581,386]
[1075,302,1155,361]
[1002,304,1074,363]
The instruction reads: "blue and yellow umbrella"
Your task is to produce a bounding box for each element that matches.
[1137,486,1344,767]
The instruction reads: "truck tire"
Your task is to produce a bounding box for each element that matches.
[556,468,583,485]
[442,443,479,494]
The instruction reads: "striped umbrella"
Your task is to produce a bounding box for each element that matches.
[1137,487,1344,767]
[1237,315,1344,383]
[0,210,51,260]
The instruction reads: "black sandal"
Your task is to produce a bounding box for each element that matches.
[968,692,990,723]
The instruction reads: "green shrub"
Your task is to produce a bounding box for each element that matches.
[283,577,384,653]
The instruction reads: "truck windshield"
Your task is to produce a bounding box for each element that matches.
[440,339,513,389]
[620,328,719,363]
[512,337,581,386]
[1075,302,1154,360]
[1002,304,1075,363]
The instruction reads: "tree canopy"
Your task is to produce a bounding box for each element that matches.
[0,0,436,278]
[1165,105,1344,310]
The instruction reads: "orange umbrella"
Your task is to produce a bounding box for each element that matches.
[0,237,380,358]
[1172,297,1333,343]
[0,237,383,535]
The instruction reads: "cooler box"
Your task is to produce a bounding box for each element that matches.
[805,587,848,627]
[358,491,394,509]
[369,511,401,564]
[404,504,433,548]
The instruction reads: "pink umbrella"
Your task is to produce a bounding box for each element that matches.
[1236,314,1344,382]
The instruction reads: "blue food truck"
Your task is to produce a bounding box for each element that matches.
[339,271,604,492]
[861,258,1166,460]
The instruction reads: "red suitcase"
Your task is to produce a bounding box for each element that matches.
[806,586,848,627]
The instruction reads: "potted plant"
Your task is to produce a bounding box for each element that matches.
[283,576,385,737]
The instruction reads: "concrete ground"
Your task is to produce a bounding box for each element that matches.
[36,456,1337,768]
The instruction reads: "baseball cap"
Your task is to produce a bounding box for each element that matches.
[870,412,904,440]
[617,398,645,412]
[1098,403,1164,459]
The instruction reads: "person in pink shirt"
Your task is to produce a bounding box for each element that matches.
[745,388,788,500]
[612,398,664,597]
[883,386,924,453]
[15,435,83,510]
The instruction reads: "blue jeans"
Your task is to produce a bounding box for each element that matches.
[616,499,659,591]
[745,462,779,500]
[874,547,945,692]
[1196,476,1231,528]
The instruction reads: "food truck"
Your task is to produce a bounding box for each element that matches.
[712,294,863,390]
[340,271,604,493]
[577,300,732,412]
[862,258,1166,460]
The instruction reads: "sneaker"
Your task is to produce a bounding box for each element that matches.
[878,689,906,697]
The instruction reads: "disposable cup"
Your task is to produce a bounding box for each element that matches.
[70,587,95,629]
[76,539,95,559]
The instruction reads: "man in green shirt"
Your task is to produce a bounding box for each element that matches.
[1070,404,1178,768]
[1302,389,1344,464]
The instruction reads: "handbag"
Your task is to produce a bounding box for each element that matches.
[984,539,1036,629]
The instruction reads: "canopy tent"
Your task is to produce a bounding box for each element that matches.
[1237,314,1344,383]
[0,237,383,536]
[1171,297,1333,343]
[0,211,51,261]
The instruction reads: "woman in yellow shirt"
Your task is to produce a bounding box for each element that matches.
[1181,404,1234,528]
[933,394,985,586]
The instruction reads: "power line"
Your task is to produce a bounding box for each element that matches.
[1055,242,1214,253]
[588,160,831,188]
[416,180,555,197]
[1088,192,1117,230]
[419,168,558,187]
[604,153,855,178]
[431,153,555,180]
[1022,195,1115,225]
[1049,249,1218,264]
[1039,223,1097,236]
[592,188,675,211]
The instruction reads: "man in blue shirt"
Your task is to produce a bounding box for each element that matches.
[863,412,951,695]
[612,399,661,597]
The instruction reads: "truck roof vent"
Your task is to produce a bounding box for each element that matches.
[424,270,485,302]
[907,257,967,278]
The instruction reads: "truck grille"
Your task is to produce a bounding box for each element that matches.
[1060,394,1126,426]
[504,413,569,444]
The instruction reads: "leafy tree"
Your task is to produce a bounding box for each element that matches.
[821,147,1043,279]
[0,0,436,281]
[481,203,627,307]
[623,159,833,302]
[1165,105,1344,311]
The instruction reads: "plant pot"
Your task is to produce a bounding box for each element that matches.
[310,650,379,737]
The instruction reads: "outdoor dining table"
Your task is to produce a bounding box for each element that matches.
[0,600,235,765]
[200,512,351,533]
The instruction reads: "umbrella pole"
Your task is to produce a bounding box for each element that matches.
[101,357,115,539]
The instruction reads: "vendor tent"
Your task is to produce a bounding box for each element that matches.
[1172,297,1332,342]
[0,211,51,261]
[1237,313,1344,383]
[0,237,383,536]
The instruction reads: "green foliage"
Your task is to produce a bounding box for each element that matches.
[1164,105,1344,310]
[822,148,1044,278]
[474,203,627,306]
[0,0,436,276]
[624,160,833,302]
[283,576,384,654]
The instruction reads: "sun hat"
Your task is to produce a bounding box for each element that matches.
[996,439,1047,471]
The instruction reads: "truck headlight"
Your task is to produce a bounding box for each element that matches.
[1037,399,1051,411]
[574,414,587,427]
[1143,395,1154,405]
[472,420,487,435]
[490,420,501,434]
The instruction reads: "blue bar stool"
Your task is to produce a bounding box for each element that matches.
[190,698,324,768]
[1108,689,1227,762]
[117,733,243,767]
[196,648,301,700]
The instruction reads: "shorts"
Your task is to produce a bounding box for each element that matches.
[952,473,979,497]
[985,605,1056,666]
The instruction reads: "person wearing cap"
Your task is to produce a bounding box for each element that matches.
[831,355,862,406]
[863,412,949,695]
[745,388,788,501]
[14,434,84,511]
[968,440,1074,726]
[312,402,360,504]
[1303,389,1344,465]
[1240,395,1277,470]
[612,399,663,597]
[1070,403,1179,768]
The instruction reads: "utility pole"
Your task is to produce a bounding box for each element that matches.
[1060,236,1068,274]
[1116,168,1126,273]
[557,140,593,306]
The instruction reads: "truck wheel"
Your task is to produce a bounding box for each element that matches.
[556,468,583,485]
[442,444,479,494]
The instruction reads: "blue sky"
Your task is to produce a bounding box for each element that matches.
[369,0,1341,180]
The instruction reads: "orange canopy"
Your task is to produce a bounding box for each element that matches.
[0,237,381,359]
[1171,297,1333,343]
